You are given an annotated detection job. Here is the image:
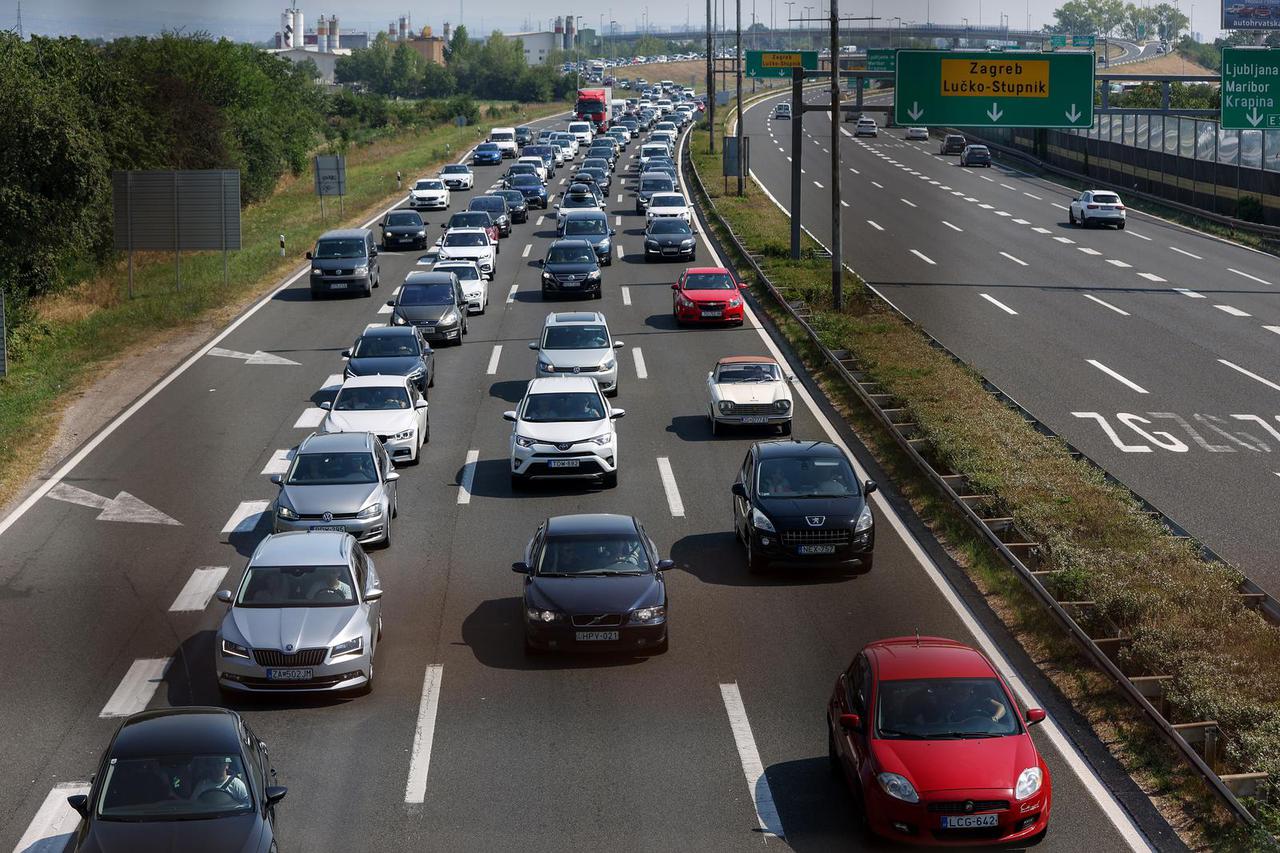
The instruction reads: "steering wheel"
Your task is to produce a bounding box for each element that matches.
[196,788,237,805]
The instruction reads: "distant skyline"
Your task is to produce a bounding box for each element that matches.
[5,0,1223,43]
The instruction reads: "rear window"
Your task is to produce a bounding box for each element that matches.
[641,177,674,192]
[1092,194,1121,204]
[490,132,514,142]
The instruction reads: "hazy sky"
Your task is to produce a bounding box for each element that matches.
[6,0,1223,43]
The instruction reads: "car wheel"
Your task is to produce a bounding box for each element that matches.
[779,420,792,436]
[428,371,435,388]
[355,662,374,695]
[1068,210,1076,225]
[828,721,842,777]
[380,520,391,549]
[510,473,527,491]
[605,384,618,398]
[603,469,618,489]
[1118,221,1126,230]
[746,537,768,575]
[649,632,669,655]
[523,635,545,656]
[710,416,720,436]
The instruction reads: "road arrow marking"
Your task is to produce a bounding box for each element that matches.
[208,347,300,366]
[48,483,181,525]
[987,102,1003,122]
[1065,104,1081,123]
[1248,107,1265,127]
[907,101,924,121]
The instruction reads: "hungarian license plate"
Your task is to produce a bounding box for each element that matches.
[329,282,347,290]
[798,544,837,555]
[701,310,723,318]
[548,459,580,468]
[741,416,767,424]
[266,668,313,681]
[563,281,580,287]
[313,525,345,532]
[575,631,619,641]
[941,814,999,829]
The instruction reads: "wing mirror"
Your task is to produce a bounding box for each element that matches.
[67,794,90,819]
[610,228,617,235]
[613,341,625,349]
[502,411,518,422]
[319,401,332,410]
[656,559,675,571]
[341,349,351,358]
[738,281,749,289]
[1025,708,1047,726]
[527,342,539,350]
[671,283,680,290]
[269,474,283,486]
[511,561,531,574]
[386,471,401,482]
[385,300,396,307]
[304,251,313,260]
[609,408,626,419]
[364,587,383,602]
[730,482,747,499]
[414,400,428,410]
[863,480,878,495]
[838,713,862,733]
[265,786,288,806]
[216,589,233,604]
[537,259,545,267]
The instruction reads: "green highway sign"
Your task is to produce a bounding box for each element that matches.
[894,50,1095,129]
[1048,34,1095,48]
[1221,47,1280,130]
[867,48,896,72]
[745,49,818,78]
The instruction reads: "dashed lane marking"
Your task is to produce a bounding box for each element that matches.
[1229,268,1271,285]
[1174,288,1206,298]
[999,252,1028,267]
[507,284,518,304]
[221,500,270,538]
[293,408,325,429]
[719,683,784,838]
[100,658,171,718]
[404,664,445,803]
[169,567,229,612]
[942,221,962,232]
[910,249,936,264]
[456,450,479,505]
[867,220,884,231]
[522,244,532,258]
[13,783,91,853]
[1170,246,1202,260]
[980,293,1019,314]
[656,457,685,517]
[1087,360,1149,394]
[1084,294,1130,316]
[486,345,503,375]
[621,287,632,306]
[1220,359,1280,392]
[632,347,648,379]
[1215,304,1252,317]
[261,448,293,476]
[1106,259,1132,268]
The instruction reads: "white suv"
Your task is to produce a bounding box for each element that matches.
[529,311,625,397]
[568,121,595,145]
[436,227,497,279]
[503,376,624,488]
[854,117,878,137]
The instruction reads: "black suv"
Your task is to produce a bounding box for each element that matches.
[730,439,877,574]
[940,134,967,154]
[469,195,512,236]
[539,238,602,299]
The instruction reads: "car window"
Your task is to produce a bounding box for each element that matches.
[237,564,358,607]
[717,362,780,382]
[641,178,675,193]
[352,548,368,589]
[876,677,1018,739]
[521,391,607,423]
[756,456,856,498]
[286,451,380,484]
[443,232,488,248]
[96,753,255,819]
[353,335,419,358]
[685,272,735,291]
[1093,193,1120,204]
[739,450,754,487]
[313,239,366,259]
[333,386,412,411]
[565,218,607,236]
[536,533,649,576]
[543,324,609,349]
[385,213,422,227]
[438,264,479,281]
[649,219,691,234]
[547,245,597,264]
[652,194,686,208]
[401,281,459,303]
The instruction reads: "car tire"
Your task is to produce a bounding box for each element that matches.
[860,555,874,572]
[380,521,391,550]
[779,420,792,436]
[605,385,618,399]
[428,371,435,388]
[710,416,720,436]
[649,632,669,655]
[1068,210,1076,225]
[523,635,545,656]
[828,721,842,777]
[355,662,374,696]
[746,537,768,575]
[1118,221,1126,230]
[603,470,618,489]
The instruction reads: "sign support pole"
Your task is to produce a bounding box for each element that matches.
[790,66,803,259]
[829,0,842,310]
[126,172,134,300]
[736,0,744,196]
[707,0,715,154]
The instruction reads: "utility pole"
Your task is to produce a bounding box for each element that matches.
[707,0,715,153]
[829,0,841,308]
[736,0,744,195]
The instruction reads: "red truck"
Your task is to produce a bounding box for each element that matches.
[575,87,612,131]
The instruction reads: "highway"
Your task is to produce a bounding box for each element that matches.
[746,87,1280,597]
[0,110,1173,852]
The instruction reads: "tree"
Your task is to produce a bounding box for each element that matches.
[1120,5,1159,40]
[1152,3,1188,40]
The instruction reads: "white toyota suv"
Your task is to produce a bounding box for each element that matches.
[503,376,624,488]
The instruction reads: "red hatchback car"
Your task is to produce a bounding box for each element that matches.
[671,267,748,325]
[828,637,1052,846]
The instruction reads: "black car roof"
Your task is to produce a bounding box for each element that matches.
[545,513,639,536]
[111,708,243,759]
[754,439,846,460]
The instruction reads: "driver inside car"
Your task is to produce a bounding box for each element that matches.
[191,757,249,804]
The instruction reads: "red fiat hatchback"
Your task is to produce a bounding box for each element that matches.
[827,636,1052,846]
[671,267,747,325]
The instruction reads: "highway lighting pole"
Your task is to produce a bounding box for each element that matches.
[828,0,841,309]
[707,0,715,153]
[736,0,744,195]
[784,1,795,46]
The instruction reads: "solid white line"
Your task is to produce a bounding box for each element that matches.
[1078,247,1102,256]
[1229,268,1271,285]
[719,683,785,838]
[1023,191,1043,200]
[1084,294,1130,316]
[13,782,91,853]
[1087,360,1149,394]
[621,286,632,306]
[1173,288,1205,298]
[293,407,325,429]
[900,198,916,207]
[260,448,293,476]
[169,566,229,612]
[910,249,935,264]
[404,664,444,804]
[941,221,962,232]
[1136,272,1166,282]
[100,658,170,718]
[457,450,478,505]
[980,293,1018,314]
[1215,305,1251,317]
[1170,246,1202,260]
[506,283,518,304]
[521,243,531,258]
[1220,359,1280,391]
[1127,230,1151,240]
[632,347,648,379]
[1105,259,1132,268]
[485,345,503,375]
[656,457,685,517]
[867,220,883,231]
[999,252,1028,267]
[1032,227,1052,234]
[221,500,270,536]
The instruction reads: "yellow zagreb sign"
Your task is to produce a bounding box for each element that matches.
[761,52,805,68]
[940,58,1050,98]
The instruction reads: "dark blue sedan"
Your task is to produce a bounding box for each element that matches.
[506,174,549,208]
[473,142,503,165]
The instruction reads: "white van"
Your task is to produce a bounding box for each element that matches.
[568,121,595,145]
[489,126,518,158]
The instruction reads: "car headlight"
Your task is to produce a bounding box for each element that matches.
[772,399,791,413]
[331,637,363,658]
[645,239,658,248]
[876,772,920,804]
[677,296,695,308]
[354,263,369,273]
[629,605,666,624]
[440,310,459,326]
[718,400,735,414]
[276,502,298,520]
[587,271,601,281]
[750,508,775,532]
[356,503,383,519]
[415,230,426,237]
[537,358,554,372]
[680,239,695,247]
[854,503,874,533]
[1015,767,1043,800]
[515,434,537,448]
[391,313,408,325]
[221,638,251,659]
[525,607,565,623]
[310,267,322,275]
[542,271,553,281]
[408,367,425,379]
[587,432,613,446]
[728,297,742,308]
[600,358,616,371]
[390,428,416,441]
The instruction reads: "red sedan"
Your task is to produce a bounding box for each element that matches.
[671,267,748,325]
[828,636,1052,846]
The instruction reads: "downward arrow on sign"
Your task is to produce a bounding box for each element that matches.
[1247,107,1265,127]
[1065,104,1081,123]
[48,483,182,525]
[987,102,1003,122]
[208,347,300,366]
[907,101,924,121]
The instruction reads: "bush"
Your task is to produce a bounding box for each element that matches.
[1238,195,1264,223]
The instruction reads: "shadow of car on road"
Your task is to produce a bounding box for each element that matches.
[460,597,651,671]
[670,532,870,588]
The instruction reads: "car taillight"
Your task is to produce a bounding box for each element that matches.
[1116,205,1125,210]
[1087,204,1099,209]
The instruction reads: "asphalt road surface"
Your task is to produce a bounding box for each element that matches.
[747,87,1280,598]
[1,110,1175,852]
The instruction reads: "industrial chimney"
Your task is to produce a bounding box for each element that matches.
[292,7,304,48]
[565,14,575,50]
[330,15,340,50]
[443,20,451,41]
[316,15,328,52]
[554,15,563,48]
[399,15,409,42]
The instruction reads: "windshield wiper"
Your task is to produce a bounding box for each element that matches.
[573,570,643,576]
[931,731,1000,739]
[878,728,926,739]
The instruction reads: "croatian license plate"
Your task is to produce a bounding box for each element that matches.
[329,282,347,290]
[798,544,837,555]
[575,631,619,641]
[548,459,580,468]
[741,416,768,424]
[266,668,313,681]
[941,814,999,829]
[701,310,723,318]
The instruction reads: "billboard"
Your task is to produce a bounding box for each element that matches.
[1224,2,1280,29]
[111,171,241,252]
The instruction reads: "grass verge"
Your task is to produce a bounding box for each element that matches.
[0,100,566,508]
[688,98,1280,849]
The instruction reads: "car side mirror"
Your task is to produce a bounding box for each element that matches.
[364,587,383,601]
[613,341,625,349]
[738,281,749,290]
[502,411,518,422]
[269,474,283,486]
[414,400,428,410]
[440,222,447,228]
[527,342,539,350]
[67,794,90,819]
[265,786,288,806]
[511,561,531,574]
[1025,708,1047,726]
[731,482,747,499]
[610,228,616,235]
[863,480,878,495]
[656,559,675,571]
[341,349,351,359]
[838,713,862,733]
[304,251,313,260]
[216,589,233,604]
[369,247,378,257]
[319,401,332,410]
[537,259,545,267]
[609,408,626,419]
[553,203,560,209]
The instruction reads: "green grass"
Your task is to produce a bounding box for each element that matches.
[0,100,565,506]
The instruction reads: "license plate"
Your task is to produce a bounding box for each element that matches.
[701,310,723,318]
[548,459,580,468]
[313,525,345,532]
[575,631,619,641]
[329,282,347,290]
[266,668,313,681]
[798,544,837,555]
[941,814,999,829]
[562,281,580,287]
[740,416,768,424]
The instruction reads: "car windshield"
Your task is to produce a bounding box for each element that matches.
[237,564,357,607]
[401,282,458,304]
[386,213,421,227]
[510,165,535,173]
[415,180,443,190]
[450,213,489,228]
[547,245,596,264]
[512,175,541,187]
[1093,194,1121,204]
[353,335,419,358]
[543,325,608,349]
[491,132,514,141]
[522,391,607,423]
[564,195,597,209]
[876,677,1019,739]
[470,198,504,212]
[537,533,649,576]
[649,219,690,235]
[717,362,779,382]
[96,753,254,820]
[286,451,379,485]
[565,218,607,236]
[444,232,488,247]
[582,159,608,169]
[313,239,366,259]
[685,272,735,290]
[497,192,525,205]
[641,178,674,193]
[333,385,411,411]
[477,144,499,152]
[756,456,857,498]
[442,165,469,174]
[437,265,479,280]
[652,194,686,208]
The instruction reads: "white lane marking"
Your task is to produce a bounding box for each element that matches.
[293,408,325,429]
[841,127,852,137]
[656,457,685,517]
[951,190,964,196]
[999,252,1028,266]
[522,243,532,258]
[1078,247,1102,256]
[964,196,978,202]
[506,284,518,304]
[1215,304,1252,317]
[632,347,648,379]
[1023,191,1043,200]
[719,683,785,838]
[1032,227,1052,234]
[321,373,343,390]
[617,193,623,203]
[616,215,622,226]
[1229,268,1271,285]
[813,181,824,189]
[621,286,632,306]
[1012,218,1030,225]
[404,664,445,804]
[1220,359,1280,392]
[801,168,806,174]
[978,203,994,210]
[1170,246,1202,260]
[456,449,479,505]
[980,293,1018,314]
[1173,288,1205,298]
[100,658,170,717]
[221,500,270,536]
[900,198,917,207]
[994,210,1011,217]
[13,782,91,853]
[378,301,393,314]
[536,216,545,226]
[980,175,995,182]
[1105,259,1132,268]
[929,180,940,185]
[849,167,859,174]
[1127,230,1151,240]
[1051,203,1069,210]
[940,185,952,190]
[1084,294,1130,316]
[840,200,850,207]
[910,249,936,265]
[871,181,883,188]
[1087,360,1149,394]
[261,448,293,476]
[1000,183,1017,190]
[941,221,962,232]
[617,244,625,259]
[1136,272,1166,282]
[1053,236,1075,244]
[867,220,884,231]
[169,566,229,612]
[559,177,566,185]
[486,345,503,375]
[1265,325,1280,336]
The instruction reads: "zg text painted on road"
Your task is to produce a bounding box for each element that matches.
[1073,410,1280,454]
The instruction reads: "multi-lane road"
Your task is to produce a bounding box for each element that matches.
[747,88,1280,597]
[1,110,1176,851]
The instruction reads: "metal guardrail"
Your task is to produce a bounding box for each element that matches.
[683,104,1279,832]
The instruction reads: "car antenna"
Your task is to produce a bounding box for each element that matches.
[914,629,920,647]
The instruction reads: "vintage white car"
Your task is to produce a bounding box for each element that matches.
[706,356,793,436]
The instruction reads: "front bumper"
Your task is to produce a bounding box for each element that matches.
[441,178,471,189]
[410,196,449,210]
[274,511,386,543]
[310,272,371,293]
[463,289,486,312]
[525,618,666,653]
[645,243,696,259]
[675,302,743,323]
[541,276,602,297]
[385,233,426,247]
[217,648,371,693]
[511,441,616,480]
[745,525,873,569]
[535,363,616,392]
[418,322,463,343]
[864,784,1050,847]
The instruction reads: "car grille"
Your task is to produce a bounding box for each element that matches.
[254,648,327,667]
[780,528,853,546]
[927,800,1009,814]
[546,364,601,373]
[727,403,775,415]
[297,511,358,520]
[571,613,624,627]
[696,301,728,311]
